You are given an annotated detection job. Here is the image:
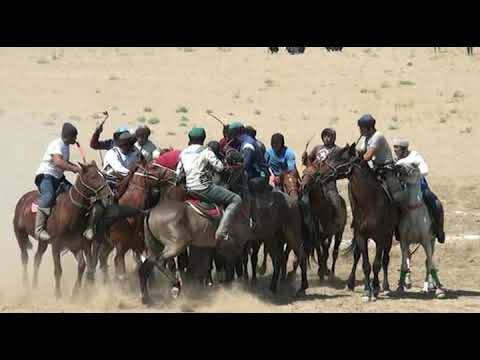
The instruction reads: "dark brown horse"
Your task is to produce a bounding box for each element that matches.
[299,162,347,281]
[327,144,399,301]
[257,169,301,276]
[13,162,113,298]
[138,163,308,305]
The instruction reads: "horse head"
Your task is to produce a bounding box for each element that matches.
[77,161,114,208]
[281,169,301,199]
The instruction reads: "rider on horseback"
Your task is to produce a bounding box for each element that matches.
[176,127,242,242]
[355,114,406,204]
[392,138,446,243]
[83,132,143,240]
[90,123,129,151]
[134,125,160,162]
[265,133,297,191]
[302,128,343,227]
[229,122,269,184]
[34,123,82,241]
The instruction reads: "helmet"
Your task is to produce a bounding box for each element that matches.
[357,114,376,129]
[321,128,336,143]
[188,127,206,141]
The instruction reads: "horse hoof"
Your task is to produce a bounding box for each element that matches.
[382,290,391,297]
[435,289,446,299]
[361,295,370,303]
[171,286,181,299]
[296,289,306,297]
[405,283,412,290]
[258,267,266,276]
[142,296,154,306]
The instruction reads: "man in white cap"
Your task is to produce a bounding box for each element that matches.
[393,138,445,243]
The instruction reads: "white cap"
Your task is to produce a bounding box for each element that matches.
[392,138,409,147]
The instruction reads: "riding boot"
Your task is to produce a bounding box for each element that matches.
[434,199,446,244]
[215,200,241,242]
[83,202,104,241]
[35,208,51,242]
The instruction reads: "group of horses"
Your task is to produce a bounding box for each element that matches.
[13,143,446,306]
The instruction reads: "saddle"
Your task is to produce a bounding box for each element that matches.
[185,192,222,219]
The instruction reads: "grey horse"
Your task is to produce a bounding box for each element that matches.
[396,163,446,298]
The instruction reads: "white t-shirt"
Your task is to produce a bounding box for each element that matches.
[36,138,70,179]
[103,147,141,177]
[176,144,224,191]
[395,150,429,177]
[356,130,393,166]
[135,140,160,162]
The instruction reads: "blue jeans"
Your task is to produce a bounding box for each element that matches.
[420,176,439,212]
[35,174,72,208]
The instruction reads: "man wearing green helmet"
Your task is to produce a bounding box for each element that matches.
[177,127,242,242]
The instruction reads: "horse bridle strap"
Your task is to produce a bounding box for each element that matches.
[69,187,90,210]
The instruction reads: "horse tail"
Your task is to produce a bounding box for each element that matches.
[13,195,33,250]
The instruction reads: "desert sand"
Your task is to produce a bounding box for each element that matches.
[0,47,479,312]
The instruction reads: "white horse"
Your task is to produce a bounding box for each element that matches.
[396,163,446,299]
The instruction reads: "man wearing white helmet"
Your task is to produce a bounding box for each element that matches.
[393,138,445,243]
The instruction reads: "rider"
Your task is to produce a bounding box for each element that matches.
[302,128,343,227]
[392,138,445,243]
[245,125,266,156]
[34,122,82,241]
[135,125,160,162]
[83,132,142,240]
[176,127,242,242]
[355,114,406,204]
[229,122,269,183]
[265,133,297,191]
[90,121,130,151]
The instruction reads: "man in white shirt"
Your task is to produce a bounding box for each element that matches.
[393,138,445,243]
[34,122,82,241]
[177,127,242,242]
[135,125,160,162]
[103,132,141,178]
[83,132,142,241]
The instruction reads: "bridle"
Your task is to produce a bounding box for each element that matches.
[69,169,113,210]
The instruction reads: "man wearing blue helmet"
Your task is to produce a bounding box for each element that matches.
[355,114,406,204]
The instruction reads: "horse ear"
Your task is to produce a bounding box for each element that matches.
[91,160,97,168]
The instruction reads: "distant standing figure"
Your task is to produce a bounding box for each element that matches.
[467,47,473,55]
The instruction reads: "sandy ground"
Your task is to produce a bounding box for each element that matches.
[0,47,479,312]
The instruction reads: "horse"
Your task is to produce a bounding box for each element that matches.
[138,158,308,305]
[327,144,399,302]
[297,161,347,281]
[257,168,301,277]
[91,160,172,285]
[13,161,114,298]
[395,163,446,298]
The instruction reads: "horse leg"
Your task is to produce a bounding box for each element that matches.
[430,240,445,298]
[331,231,343,276]
[269,241,283,294]
[371,245,383,300]
[99,241,113,285]
[114,245,128,285]
[241,244,249,281]
[358,236,371,301]
[51,245,63,299]
[347,239,361,291]
[381,236,392,295]
[72,250,86,298]
[251,241,260,285]
[138,259,155,306]
[155,245,184,298]
[258,244,267,275]
[316,244,324,281]
[33,241,49,289]
[281,244,290,281]
[321,236,332,278]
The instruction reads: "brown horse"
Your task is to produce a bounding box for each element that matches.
[327,144,399,301]
[13,162,114,298]
[298,162,347,281]
[138,163,308,305]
